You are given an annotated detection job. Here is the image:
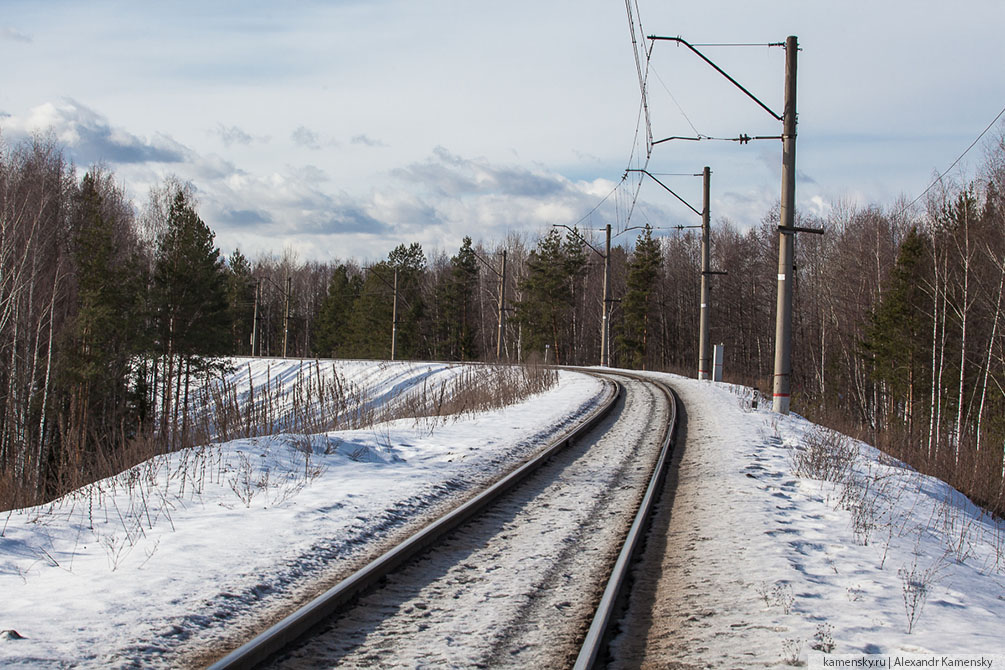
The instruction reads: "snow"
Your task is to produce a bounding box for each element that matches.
[274,375,668,668]
[1,361,1004,667]
[0,359,606,668]
[618,373,1005,667]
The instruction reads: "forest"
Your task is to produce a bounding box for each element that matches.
[2,132,1004,518]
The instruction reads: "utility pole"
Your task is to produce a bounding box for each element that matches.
[644,34,811,400]
[698,166,712,380]
[497,250,507,361]
[601,223,612,367]
[251,279,260,357]
[625,167,721,379]
[282,275,292,358]
[391,267,399,361]
[772,35,799,414]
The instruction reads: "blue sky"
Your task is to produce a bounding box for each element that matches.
[1,0,1002,261]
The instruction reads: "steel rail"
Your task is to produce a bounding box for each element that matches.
[574,371,679,669]
[207,376,621,670]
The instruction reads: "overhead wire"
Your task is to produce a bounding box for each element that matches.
[690,42,785,48]
[625,0,653,158]
[650,64,705,139]
[617,0,654,236]
[896,102,1005,217]
[570,179,623,230]
[561,0,655,239]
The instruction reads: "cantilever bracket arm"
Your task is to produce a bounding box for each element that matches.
[647,35,784,122]
[625,168,703,218]
[470,249,503,278]
[552,224,606,258]
[778,225,825,235]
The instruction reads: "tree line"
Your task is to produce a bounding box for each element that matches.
[2,132,1004,516]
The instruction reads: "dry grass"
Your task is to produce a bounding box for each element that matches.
[1,360,559,512]
[790,426,860,484]
[800,401,1005,520]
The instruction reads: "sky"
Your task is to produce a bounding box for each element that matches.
[1,0,1003,262]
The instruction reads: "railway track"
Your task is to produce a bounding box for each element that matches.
[207,369,678,669]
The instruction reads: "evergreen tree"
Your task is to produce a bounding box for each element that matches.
[151,191,231,442]
[59,172,145,452]
[153,192,231,359]
[225,248,255,355]
[516,229,579,363]
[862,226,932,434]
[387,242,427,359]
[619,225,662,369]
[344,262,394,359]
[437,237,480,361]
[561,229,590,363]
[342,244,425,360]
[313,264,363,358]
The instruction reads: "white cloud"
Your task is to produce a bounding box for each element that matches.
[1,27,31,43]
[212,124,268,148]
[351,134,386,148]
[2,99,189,165]
[291,125,337,151]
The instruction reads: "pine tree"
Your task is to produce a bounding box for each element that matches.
[437,237,480,361]
[58,171,145,460]
[516,229,580,363]
[619,225,662,369]
[341,244,426,360]
[344,262,394,359]
[387,242,427,359]
[313,264,363,358]
[561,229,589,363]
[862,226,932,434]
[225,248,255,355]
[151,191,231,444]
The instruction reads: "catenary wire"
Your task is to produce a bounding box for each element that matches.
[896,102,1005,217]
[650,64,705,139]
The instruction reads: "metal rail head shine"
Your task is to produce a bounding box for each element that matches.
[207,372,624,670]
[574,371,679,669]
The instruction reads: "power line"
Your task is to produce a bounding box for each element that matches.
[570,178,623,229]
[625,0,652,157]
[897,103,1005,216]
[691,42,785,48]
[651,133,782,145]
[622,160,648,233]
[650,64,705,138]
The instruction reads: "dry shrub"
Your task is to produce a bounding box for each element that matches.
[2,360,559,511]
[791,425,860,483]
[186,360,374,444]
[389,363,558,424]
[802,404,1005,520]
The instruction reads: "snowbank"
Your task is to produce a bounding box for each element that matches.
[0,359,604,668]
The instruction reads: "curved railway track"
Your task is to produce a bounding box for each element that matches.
[207,369,678,669]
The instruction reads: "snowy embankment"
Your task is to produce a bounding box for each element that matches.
[634,373,1005,666]
[0,358,606,668]
[2,362,1003,668]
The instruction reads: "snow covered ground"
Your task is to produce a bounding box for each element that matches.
[620,372,1005,667]
[1,361,1003,667]
[0,359,606,668]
